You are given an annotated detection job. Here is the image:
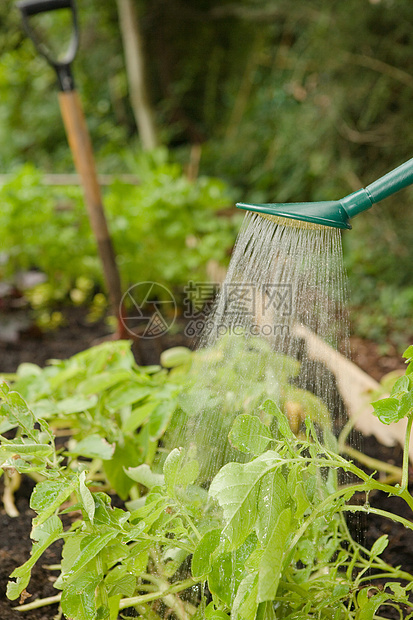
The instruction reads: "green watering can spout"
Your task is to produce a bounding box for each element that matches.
[237,156,413,230]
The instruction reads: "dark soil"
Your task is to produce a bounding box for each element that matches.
[0,306,412,619]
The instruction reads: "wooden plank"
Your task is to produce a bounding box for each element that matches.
[0,173,140,186]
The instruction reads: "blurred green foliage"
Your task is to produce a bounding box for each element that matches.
[1,0,413,344]
[0,152,239,299]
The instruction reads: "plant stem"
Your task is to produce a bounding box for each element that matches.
[15,593,62,611]
[118,578,199,610]
[342,504,413,534]
[341,444,402,479]
[401,411,413,491]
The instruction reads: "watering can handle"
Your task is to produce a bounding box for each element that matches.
[16,0,73,16]
[366,156,413,203]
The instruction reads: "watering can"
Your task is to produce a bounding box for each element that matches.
[237,156,413,229]
[16,0,126,336]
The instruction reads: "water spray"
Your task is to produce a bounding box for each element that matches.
[237,157,413,229]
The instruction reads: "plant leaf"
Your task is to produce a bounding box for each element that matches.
[257,507,291,602]
[390,376,410,398]
[61,574,100,620]
[122,401,157,434]
[229,414,272,455]
[192,529,221,578]
[148,399,177,440]
[67,435,115,460]
[371,397,401,424]
[260,399,295,441]
[30,478,79,528]
[61,531,119,586]
[125,463,165,488]
[209,451,282,549]
[79,471,95,523]
[370,535,389,558]
[8,516,63,598]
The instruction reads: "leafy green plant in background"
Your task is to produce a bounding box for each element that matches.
[2,340,179,504]
[0,151,239,310]
[2,344,413,618]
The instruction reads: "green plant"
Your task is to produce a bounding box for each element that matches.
[3,340,179,503]
[0,154,239,314]
[3,346,413,618]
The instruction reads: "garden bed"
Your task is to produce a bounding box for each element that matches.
[0,308,411,619]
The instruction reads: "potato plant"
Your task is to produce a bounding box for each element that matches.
[1,345,413,618]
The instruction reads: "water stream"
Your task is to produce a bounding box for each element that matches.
[171,212,352,481]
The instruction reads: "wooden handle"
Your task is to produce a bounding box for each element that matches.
[58,90,124,325]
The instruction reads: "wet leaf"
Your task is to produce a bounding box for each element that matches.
[62,531,119,586]
[31,478,79,528]
[192,529,221,578]
[164,447,199,492]
[229,414,272,455]
[209,451,282,549]
[61,574,100,620]
[258,507,291,602]
[260,399,295,441]
[371,397,401,424]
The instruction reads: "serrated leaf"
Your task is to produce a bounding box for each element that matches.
[4,391,36,437]
[209,451,282,549]
[229,414,272,455]
[192,529,221,578]
[124,463,165,488]
[371,397,401,424]
[8,516,63,596]
[61,574,100,620]
[67,434,115,460]
[30,477,79,528]
[390,376,410,398]
[62,531,119,586]
[260,399,295,441]
[79,471,95,523]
